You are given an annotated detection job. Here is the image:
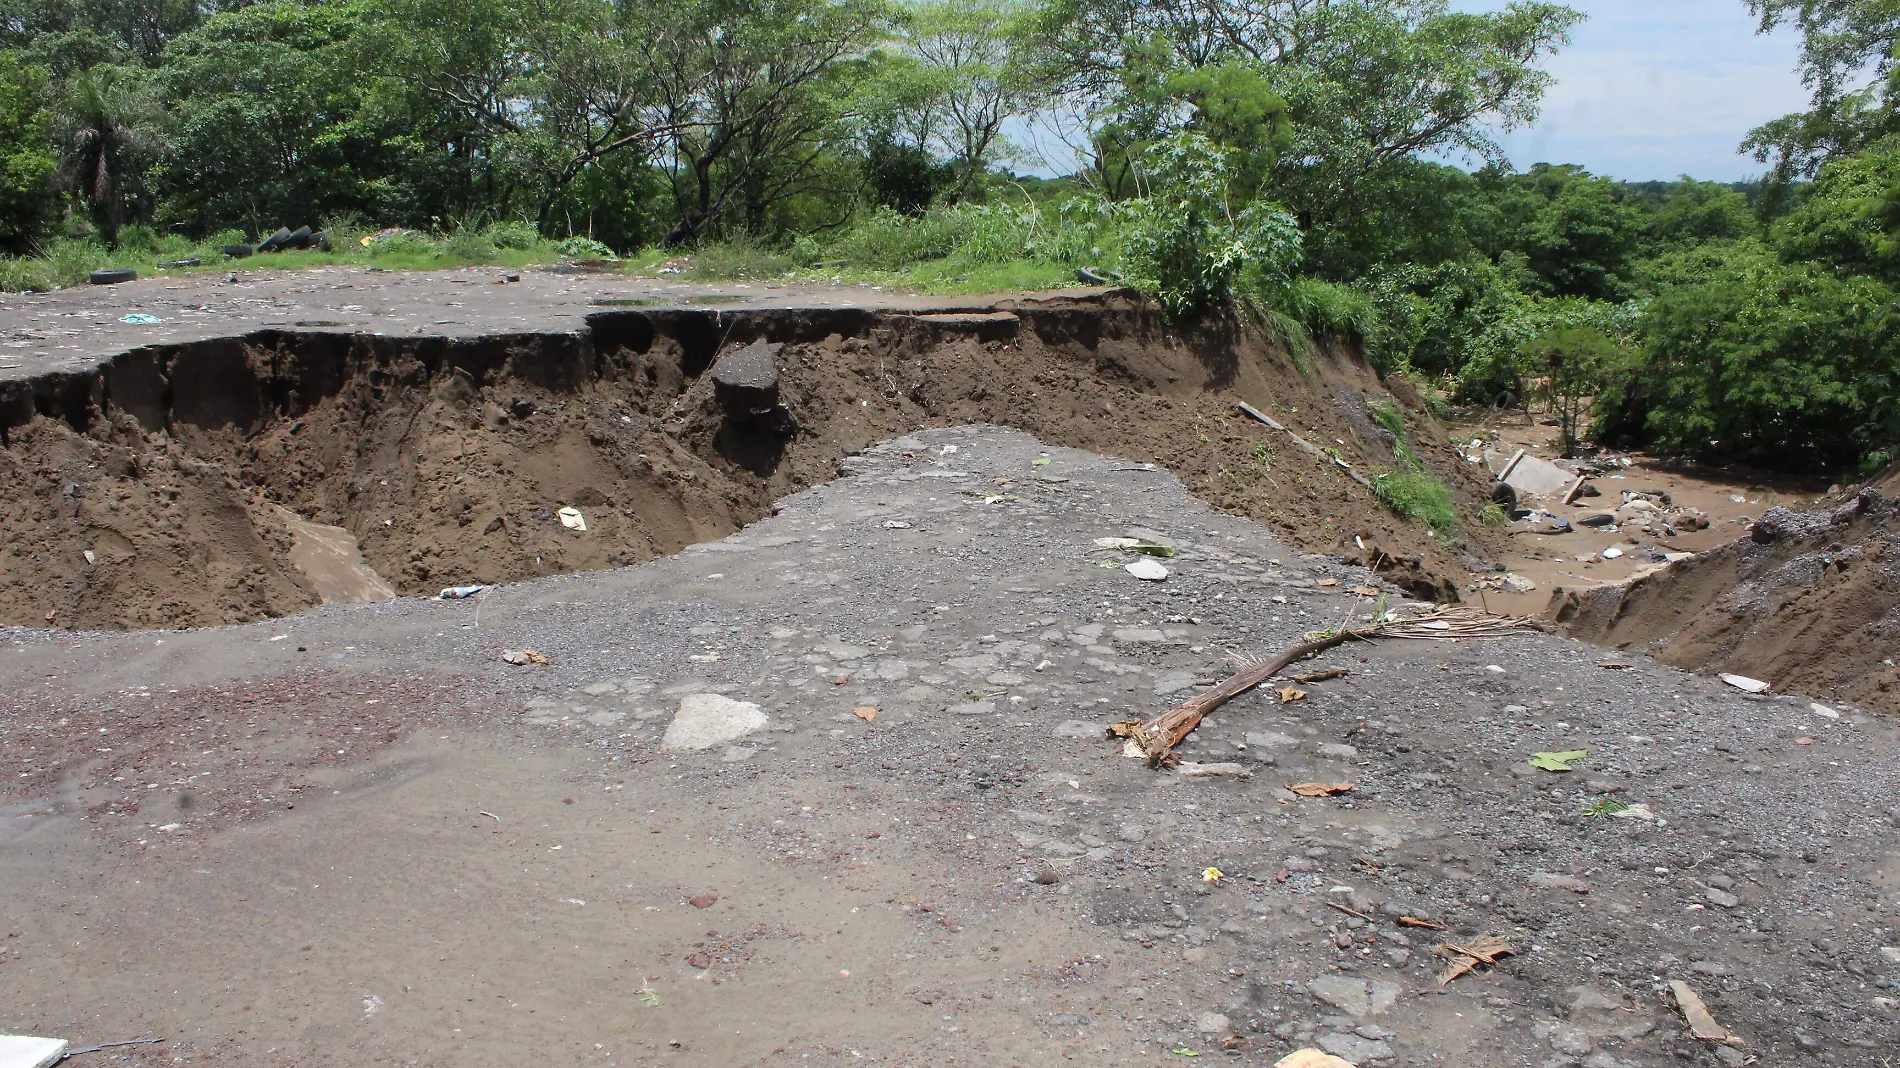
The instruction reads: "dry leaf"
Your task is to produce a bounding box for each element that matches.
[1316,578,1341,587]
[1277,686,1309,703]
[853,706,877,722]
[1398,916,1448,930]
[1669,980,1741,1045]
[1288,782,1354,797]
[500,648,549,666]
[1349,585,1381,597]
[1432,935,1515,985]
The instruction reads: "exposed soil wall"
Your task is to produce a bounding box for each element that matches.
[1551,466,1900,715]
[0,293,1499,630]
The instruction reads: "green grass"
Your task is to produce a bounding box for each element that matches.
[0,219,616,292]
[1372,470,1458,536]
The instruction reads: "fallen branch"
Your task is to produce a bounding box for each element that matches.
[1109,607,1533,766]
[1290,667,1350,683]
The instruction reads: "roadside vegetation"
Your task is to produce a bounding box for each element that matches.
[2,0,1897,477]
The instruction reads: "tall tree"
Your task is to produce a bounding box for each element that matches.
[1744,0,1900,181]
[55,62,162,242]
[0,51,57,251]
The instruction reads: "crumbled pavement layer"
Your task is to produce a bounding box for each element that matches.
[2,427,1897,1066]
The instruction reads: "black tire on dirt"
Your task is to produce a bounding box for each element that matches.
[1489,481,1519,512]
[88,268,137,285]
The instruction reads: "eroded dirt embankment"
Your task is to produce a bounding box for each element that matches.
[0,293,1497,630]
[1553,464,1900,715]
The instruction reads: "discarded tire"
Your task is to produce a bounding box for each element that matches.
[285,225,314,249]
[88,268,137,285]
[1489,481,1519,512]
[221,244,254,258]
[258,226,293,252]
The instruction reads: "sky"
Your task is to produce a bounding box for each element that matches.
[1446,0,1812,181]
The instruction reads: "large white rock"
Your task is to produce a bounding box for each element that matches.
[662,694,769,751]
[0,1036,68,1068]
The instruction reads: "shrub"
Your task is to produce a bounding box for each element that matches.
[1372,471,1458,535]
[556,235,616,259]
[484,220,541,250]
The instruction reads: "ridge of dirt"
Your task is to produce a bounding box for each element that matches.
[1551,465,1900,715]
[0,295,1500,630]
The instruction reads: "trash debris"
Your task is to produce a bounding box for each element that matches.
[881,520,912,529]
[1433,935,1516,985]
[1720,673,1771,694]
[1032,457,1051,467]
[1809,702,1840,719]
[119,313,162,324]
[1277,685,1308,703]
[1491,449,1575,497]
[1273,1051,1358,1068]
[1529,749,1588,772]
[1599,545,1624,558]
[1288,782,1354,797]
[500,648,549,666]
[1126,558,1170,581]
[0,1035,68,1068]
[852,705,878,722]
[1202,867,1224,883]
[557,506,588,531]
[437,584,486,599]
[1668,980,1742,1045]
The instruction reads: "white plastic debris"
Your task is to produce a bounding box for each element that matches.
[557,506,587,531]
[1809,702,1840,719]
[0,1036,68,1068]
[1600,546,1624,559]
[437,584,485,599]
[1126,558,1169,581]
[1720,673,1771,694]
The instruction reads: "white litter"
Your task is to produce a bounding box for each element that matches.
[1125,558,1169,581]
[0,1036,68,1068]
[557,506,587,531]
[1809,702,1840,719]
[437,584,485,599]
[1720,673,1771,694]
[1600,546,1624,559]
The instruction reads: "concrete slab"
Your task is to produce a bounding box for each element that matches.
[0,1036,67,1068]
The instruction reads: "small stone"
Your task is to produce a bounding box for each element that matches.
[662,694,769,750]
[1546,1022,1594,1055]
[1246,731,1303,751]
[1117,823,1148,842]
[1317,1032,1393,1062]
[1879,947,1900,964]
[1528,871,1591,893]
[1704,887,1741,908]
[1317,743,1359,759]
[1196,1011,1231,1034]
[1112,628,1168,644]
[1306,975,1401,1017]
[1052,720,1102,739]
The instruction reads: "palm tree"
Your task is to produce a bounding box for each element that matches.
[57,65,162,245]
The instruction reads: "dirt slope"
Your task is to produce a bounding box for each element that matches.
[0,293,1500,629]
[1552,464,1900,714]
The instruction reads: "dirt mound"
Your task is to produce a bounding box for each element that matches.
[0,294,1499,629]
[1552,466,1900,714]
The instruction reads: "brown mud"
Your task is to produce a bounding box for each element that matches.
[0,293,1499,631]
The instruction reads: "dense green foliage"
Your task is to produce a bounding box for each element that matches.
[2,0,1898,475]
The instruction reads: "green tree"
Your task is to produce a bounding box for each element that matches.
[902,0,1044,202]
[1520,324,1616,456]
[1616,248,1899,471]
[1644,178,1758,251]
[55,62,162,243]
[1507,164,1643,299]
[1772,133,1900,282]
[0,51,56,251]
[1744,0,1900,181]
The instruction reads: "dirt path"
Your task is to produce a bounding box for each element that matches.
[4,428,1896,1067]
